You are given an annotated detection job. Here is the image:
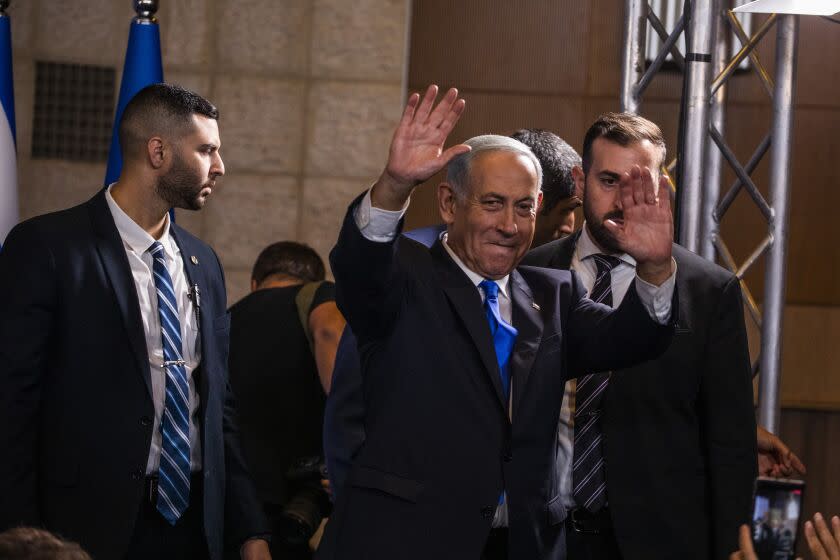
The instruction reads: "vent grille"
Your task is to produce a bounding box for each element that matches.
[32,61,116,161]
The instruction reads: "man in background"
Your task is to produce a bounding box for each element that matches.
[0,84,269,560]
[229,241,345,559]
[511,129,582,246]
[523,112,757,559]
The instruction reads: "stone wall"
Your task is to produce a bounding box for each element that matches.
[8,0,409,305]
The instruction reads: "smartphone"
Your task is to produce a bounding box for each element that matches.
[751,476,806,560]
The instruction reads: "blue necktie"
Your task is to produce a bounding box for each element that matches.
[479,279,518,402]
[149,241,191,525]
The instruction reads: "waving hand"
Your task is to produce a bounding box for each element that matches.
[373,85,470,210]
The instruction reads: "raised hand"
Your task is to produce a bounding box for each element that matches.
[372,85,470,210]
[603,165,674,285]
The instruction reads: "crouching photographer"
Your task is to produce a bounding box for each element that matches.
[229,242,345,559]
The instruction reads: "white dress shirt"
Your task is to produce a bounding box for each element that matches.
[354,191,675,523]
[105,186,202,475]
[555,224,675,509]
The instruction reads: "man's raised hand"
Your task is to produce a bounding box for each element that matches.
[603,165,674,285]
[372,85,470,210]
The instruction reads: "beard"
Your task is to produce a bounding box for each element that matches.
[155,153,212,211]
[583,189,623,254]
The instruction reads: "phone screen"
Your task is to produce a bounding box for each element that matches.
[751,477,806,560]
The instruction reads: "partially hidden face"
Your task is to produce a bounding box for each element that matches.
[442,150,542,280]
[581,137,663,253]
[156,114,225,211]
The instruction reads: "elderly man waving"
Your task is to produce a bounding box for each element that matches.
[317,85,677,560]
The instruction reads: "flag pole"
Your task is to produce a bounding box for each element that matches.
[104,0,163,187]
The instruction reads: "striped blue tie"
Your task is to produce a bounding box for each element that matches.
[149,241,191,525]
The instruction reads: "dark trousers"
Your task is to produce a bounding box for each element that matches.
[481,528,508,560]
[565,508,622,560]
[125,474,208,560]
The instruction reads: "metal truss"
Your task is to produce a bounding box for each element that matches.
[620,0,800,432]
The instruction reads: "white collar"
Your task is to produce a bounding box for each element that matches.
[440,232,511,298]
[105,184,178,258]
[577,223,636,268]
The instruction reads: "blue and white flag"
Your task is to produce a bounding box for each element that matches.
[0,11,17,248]
[104,15,163,186]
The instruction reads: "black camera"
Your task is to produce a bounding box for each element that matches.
[278,456,332,546]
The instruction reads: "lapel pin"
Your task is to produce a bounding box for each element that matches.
[191,255,199,265]
[531,302,540,311]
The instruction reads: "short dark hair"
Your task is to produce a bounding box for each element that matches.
[0,527,91,560]
[118,83,219,161]
[510,128,580,214]
[251,241,326,285]
[581,112,666,174]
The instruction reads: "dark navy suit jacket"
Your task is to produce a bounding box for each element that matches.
[522,233,757,559]
[0,191,268,560]
[316,196,675,560]
[323,224,444,502]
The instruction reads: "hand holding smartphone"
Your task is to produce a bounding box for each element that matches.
[751,476,806,560]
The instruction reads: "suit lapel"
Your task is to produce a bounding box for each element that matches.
[170,225,211,403]
[551,230,579,269]
[430,242,508,411]
[88,191,152,399]
[510,269,544,416]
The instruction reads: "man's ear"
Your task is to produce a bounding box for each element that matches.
[250,279,258,292]
[147,137,165,169]
[437,182,457,225]
[572,165,585,200]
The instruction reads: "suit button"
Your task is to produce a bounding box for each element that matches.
[503,452,513,463]
[140,416,152,427]
[130,469,143,481]
[481,506,495,519]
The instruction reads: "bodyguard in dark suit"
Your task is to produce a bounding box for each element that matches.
[317,85,678,560]
[0,84,270,560]
[522,113,757,559]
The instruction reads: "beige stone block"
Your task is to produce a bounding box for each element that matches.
[12,58,34,159]
[306,82,402,178]
[163,71,212,100]
[19,159,104,220]
[311,0,408,81]
[213,77,305,174]
[218,0,309,75]
[225,268,253,308]
[203,173,299,271]
[160,0,209,67]
[299,178,367,271]
[8,0,33,53]
[37,0,125,65]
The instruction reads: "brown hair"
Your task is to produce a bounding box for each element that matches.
[581,112,666,173]
[0,528,92,560]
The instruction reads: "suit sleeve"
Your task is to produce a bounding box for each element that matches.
[701,277,758,559]
[566,271,675,377]
[0,223,57,529]
[210,250,271,546]
[329,194,406,343]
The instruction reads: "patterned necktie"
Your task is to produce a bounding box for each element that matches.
[149,241,191,525]
[478,279,518,402]
[572,254,622,512]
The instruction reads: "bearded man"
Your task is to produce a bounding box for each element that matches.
[0,84,271,560]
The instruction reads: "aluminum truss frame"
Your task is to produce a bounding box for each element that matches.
[619,0,800,432]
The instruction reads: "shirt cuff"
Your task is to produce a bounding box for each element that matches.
[352,187,409,243]
[633,258,677,325]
